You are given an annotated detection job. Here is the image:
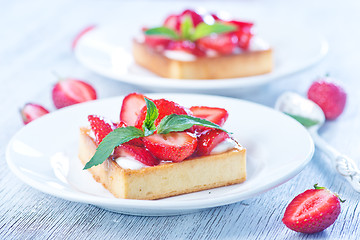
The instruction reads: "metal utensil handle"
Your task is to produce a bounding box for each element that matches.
[310,130,360,192]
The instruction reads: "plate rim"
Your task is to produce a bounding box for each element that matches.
[6,93,314,212]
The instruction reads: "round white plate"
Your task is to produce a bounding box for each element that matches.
[74,24,328,93]
[6,94,314,216]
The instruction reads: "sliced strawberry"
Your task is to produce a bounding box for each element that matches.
[88,115,114,144]
[20,103,49,125]
[163,14,181,31]
[282,184,343,233]
[52,78,97,109]
[113,144,160,166]
[166,40,206,57]
[190,106,228,126]
[135,99,189,129]
[144,35,172,49]
[180,9,203,27]
[227,20,253,50]
[120,93,147,126]
[143,132,197,162]
[195,129,229,156]
[196,33,238,54]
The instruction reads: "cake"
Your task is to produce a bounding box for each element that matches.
[79,93,246,200]
[132,9,272,79]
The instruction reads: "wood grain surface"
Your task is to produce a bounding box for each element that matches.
[1,0,360,239]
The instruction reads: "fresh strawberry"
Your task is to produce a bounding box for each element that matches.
[307,78,347,120]
[143,132,197,162]
[195,129,229,156]
[72,25,96,49]
[166,40,206,57]
[120,93,147,126]
[52,78,97,109]
[113,144,160,166]
[144,35,172,49]
[135,99,189,129]
[88,115,114,144]
[282,184,343,234]
[180,9,203,27]
[116,121,144,147]
[20,103,49,125]
[190,106,228,126]
[196,33,238,54]
[226,21,253,49]
[163,14,181,31]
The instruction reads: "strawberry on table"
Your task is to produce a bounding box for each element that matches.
[88,115,114,144]
[143,132,197,162]
[120,93,147,126]
[52,77,97,109]
[282,184,343,234]
[113,144,160,166]
[195,129,230,156]
[307,78,347,120]
[20,103,49,125]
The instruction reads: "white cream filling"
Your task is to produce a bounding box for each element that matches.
[115,156,147,170]
[211,138,238,154]
[163,50,197,61]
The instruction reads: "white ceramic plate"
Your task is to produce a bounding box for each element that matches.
[6,94,314,216]
[74,24,328,94]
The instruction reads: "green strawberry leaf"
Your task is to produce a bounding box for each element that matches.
[180,15,194,40]
[83,126,144,170]
[285,113,319,127]
[144,27,180,40]
[191,22,237,41]
[142,98,158,136]
[157,114,228,134]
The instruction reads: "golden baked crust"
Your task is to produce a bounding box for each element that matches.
[132,40,272,79]
[79,128,246,200]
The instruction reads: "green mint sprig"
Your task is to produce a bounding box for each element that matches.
[144,18,237,42]
[83,98,227,170]
[285,113,319,127]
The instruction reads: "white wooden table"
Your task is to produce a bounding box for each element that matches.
[1,0,360,239]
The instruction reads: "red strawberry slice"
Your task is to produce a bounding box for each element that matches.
[166,40,206,57]
[88,115,114,144]
[163,14,181,31]
[113,144,160,166]
[190,106,228,126]
[195,129,229,156]
[144,35,172,49]
[227,20,253,50]
[135,99,189,129]
[143,132,197,162]
[20,103,49,125]
[116,121,144,147]
[180,9,203,27]
[120,93,147,126]
[196,33,238,54]
[52,78,97,109]
[282,184,343,233]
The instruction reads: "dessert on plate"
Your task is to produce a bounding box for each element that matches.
[133,9,272,79]
[79,93,246,200]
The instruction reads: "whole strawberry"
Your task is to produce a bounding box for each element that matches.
[52,77,97,109]
[20,103,49,125]
[307,78,347,120]
[282,184,344,234]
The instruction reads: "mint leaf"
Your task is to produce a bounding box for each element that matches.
[191,22,237,41]
[285,113,319,127]
[142,98,158,136]
[180,15,194,40]
[83,126,144,169]
[144,27,179,40]
[157,114,227,134]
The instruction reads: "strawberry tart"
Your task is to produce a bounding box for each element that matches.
[133,9,272,79]
[78,93,246,200]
